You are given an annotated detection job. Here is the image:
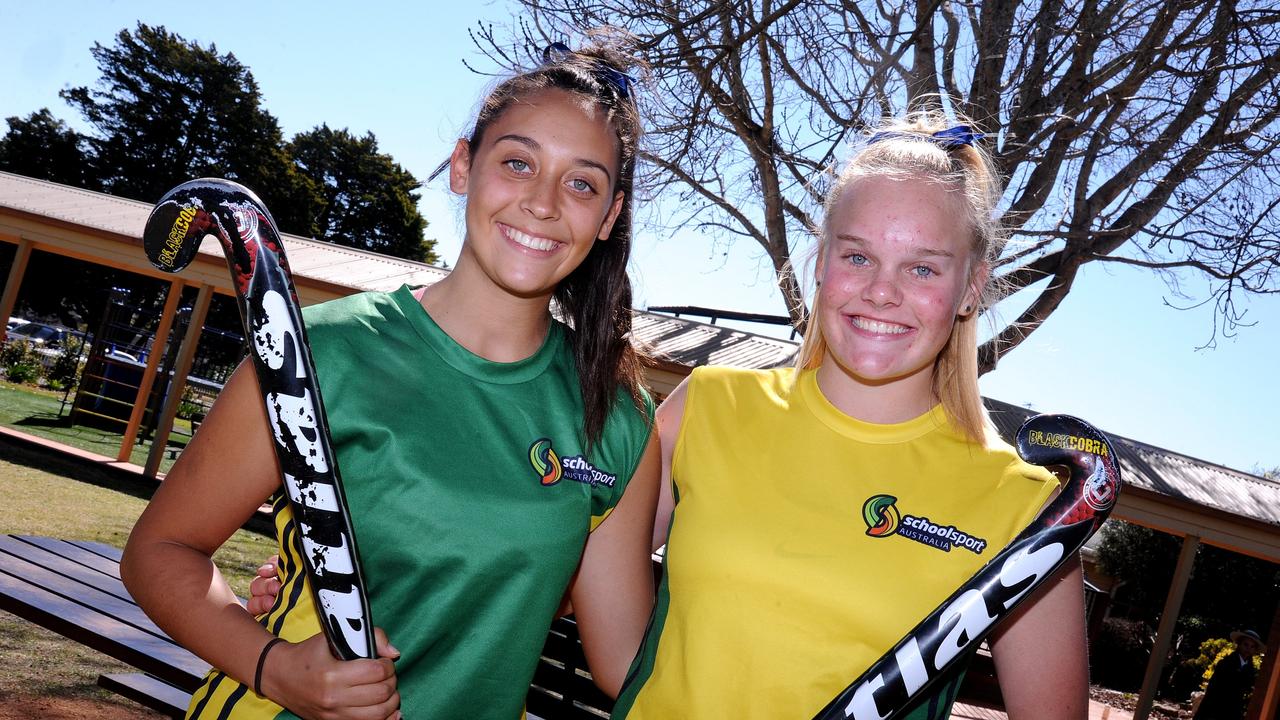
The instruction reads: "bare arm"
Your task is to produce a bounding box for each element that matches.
[990,556,1089,720]
[122,361,400,719]
[651,376,690,552]
[123,361,287,679]
[566,378,687,694]
[570,431,662,698]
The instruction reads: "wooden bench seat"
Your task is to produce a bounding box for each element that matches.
[528,616,614,719]
[0,534,210,691]
[98,672,190,718]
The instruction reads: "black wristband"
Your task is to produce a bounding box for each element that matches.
[254,637,286,696]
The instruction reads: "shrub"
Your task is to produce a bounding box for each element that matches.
[46,336,85,390]
[1182,637,1263,691]
[176,385,202,420]
[1,340,43,385]
[5,361,41,385]
[1160,616,1214,702]
[0,338,35,367]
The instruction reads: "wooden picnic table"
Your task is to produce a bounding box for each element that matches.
[0,533,612,719]
[0,533,205,715]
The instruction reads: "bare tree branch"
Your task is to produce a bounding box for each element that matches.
[475,0,1280,366]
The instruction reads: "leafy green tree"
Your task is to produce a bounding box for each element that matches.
[0,109,97,189]
[1098,520,1279,626]
[288,125,437,263]
[1187,544,1280,631]
[1097,520,1183,615]
[1,25,439,396]
[59,23,321,235]
[54,24,434,262]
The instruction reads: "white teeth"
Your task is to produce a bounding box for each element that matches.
[506,226,558,252]
[852,316,910,335]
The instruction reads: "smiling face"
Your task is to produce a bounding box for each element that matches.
[449,88,624,300]
[815,175,984,410]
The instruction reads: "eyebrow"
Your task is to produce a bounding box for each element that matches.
[493,133,614,183]
[834,234,957,259]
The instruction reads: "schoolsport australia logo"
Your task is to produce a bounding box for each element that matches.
[861,494,988,555]
[528,438,617,488]
[862,495,902,537]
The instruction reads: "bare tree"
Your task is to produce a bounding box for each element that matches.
[475,0,1280,370]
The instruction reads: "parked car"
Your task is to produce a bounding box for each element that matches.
[6,322,92,361]
[7,316,28,333]
[8,322,91,354]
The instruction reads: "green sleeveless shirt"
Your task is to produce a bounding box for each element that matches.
[187,286,653,719]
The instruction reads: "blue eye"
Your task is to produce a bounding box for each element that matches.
[505,159,531,173]
[845,253,869,266]
[569,178,596,193]
[911,265,936,278]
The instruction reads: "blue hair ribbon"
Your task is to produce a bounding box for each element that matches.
[868,124,984,149]
[541,41,635,99]
[541,41,573,63]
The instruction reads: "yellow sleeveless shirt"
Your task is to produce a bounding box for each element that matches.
[615,366,1058,719]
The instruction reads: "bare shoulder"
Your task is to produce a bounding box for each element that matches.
[655,375,691,447]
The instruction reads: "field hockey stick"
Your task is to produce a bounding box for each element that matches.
[813,413,1121,720]
[142,178,375,661]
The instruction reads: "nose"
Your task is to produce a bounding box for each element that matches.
[861,267,901,307]
[522,175,559,220]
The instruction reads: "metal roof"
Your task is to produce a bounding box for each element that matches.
[986,398,1280,529]
[632,310,798,370]
[0,171,449,293]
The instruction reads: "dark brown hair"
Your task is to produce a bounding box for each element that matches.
[462,41,648,445]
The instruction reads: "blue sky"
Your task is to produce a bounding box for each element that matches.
[2,1,1276,474]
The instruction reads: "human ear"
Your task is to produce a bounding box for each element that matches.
[596,190,625,241]
[813,245,829,290]
[961,261,990,316]
[448,139,472,195]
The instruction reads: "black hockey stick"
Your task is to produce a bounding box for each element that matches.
[813,413,1121,720]
[142,178,375,661]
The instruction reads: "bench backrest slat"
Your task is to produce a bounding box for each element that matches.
[15,535,123,578]
[0,568,209,689]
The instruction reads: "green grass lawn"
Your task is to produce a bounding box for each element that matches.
[0,381,188,473]
[0,436,275,702]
